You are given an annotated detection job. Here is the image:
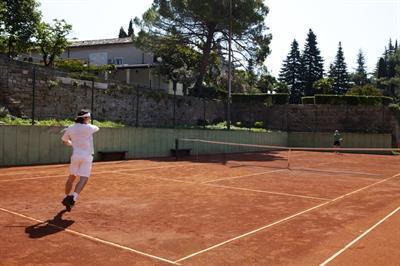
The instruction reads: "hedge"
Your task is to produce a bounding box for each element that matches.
[232,93,289,105]
[301,96,315,104]
[301,95,393,105]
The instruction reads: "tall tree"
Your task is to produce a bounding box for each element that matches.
[377,57,387,79]
[329,42,350,94]
[0,0,41,57]
[127,19,134,37]
[118,27,128,38]
[35,19,72,66]
[376,44,400,98]
[300,29,324,96]
[279,39,303,103]
[352,49,368,86]
[134,0,271,94]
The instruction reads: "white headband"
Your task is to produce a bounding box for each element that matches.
[76,113,91,118]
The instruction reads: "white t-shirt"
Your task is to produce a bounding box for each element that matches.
[62,123,99,156]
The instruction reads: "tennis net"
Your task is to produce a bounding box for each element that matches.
[176,138,400,175]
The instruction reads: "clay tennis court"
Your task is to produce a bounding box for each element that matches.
[1,151,399,265]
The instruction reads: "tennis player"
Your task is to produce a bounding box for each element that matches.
[333,129,343,153]
[61,109,99,211]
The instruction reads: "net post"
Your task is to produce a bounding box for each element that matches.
[175,138,179,161]
[287,148,291,170]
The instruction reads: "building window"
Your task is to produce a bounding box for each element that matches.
[115,57,123,65]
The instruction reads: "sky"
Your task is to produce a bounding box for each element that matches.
[39,0,400,76]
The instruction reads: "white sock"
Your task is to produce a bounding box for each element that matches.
[72,192,78,201]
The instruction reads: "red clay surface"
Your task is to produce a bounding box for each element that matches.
[0,151,399,265]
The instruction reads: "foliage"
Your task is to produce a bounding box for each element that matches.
[118,27,128,38]
[127,19,134,37]
[273,82,289,94]
[0,0,41,56]
[346,84,382,96]
[205,121,268,132]
[328,42,350,94]
[254,121,264,128]
[0,115,125,127]
[313,94,392,105]
[35,19,72,66]
[55,59,115,81]
[352,49,368,86]
[256,67,277,93]
[300,29,324,96]
[134,0,272,92]
[388,103,400,124]
[279,39,303,103]
[313,78,334,94]
[375,42,400,100]
[231,93,289,105]
[0,106,10,118]
[301,96,315,104]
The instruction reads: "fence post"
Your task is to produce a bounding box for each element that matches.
[173,80,177,128]
[91,80,94,121]
[31,67,36,125]
[135,85,139,127]
[203,97,206,129]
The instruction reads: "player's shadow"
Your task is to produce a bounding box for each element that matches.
[25,209,74,238]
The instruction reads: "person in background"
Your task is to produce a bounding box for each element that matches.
[333,129,343,153]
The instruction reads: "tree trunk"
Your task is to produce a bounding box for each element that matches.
[194,26,215,95]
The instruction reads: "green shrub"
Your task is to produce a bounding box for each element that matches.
[254,121,264,128]
[301,96,315,104]
[232,93,289,105]
[312,94,393,105]
[0,106,10,118]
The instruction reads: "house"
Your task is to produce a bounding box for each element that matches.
[60,37,183,95]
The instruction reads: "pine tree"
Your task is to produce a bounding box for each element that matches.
[353,49,368,86]
[279,39,303,103]
[377,57,387,78]
[329,42,350,94]
[128,19,134,37]
[118,27,128,38]
[300,29,324,96]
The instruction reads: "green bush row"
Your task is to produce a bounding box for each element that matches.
[231,93,288,105]
[301,94,393,105]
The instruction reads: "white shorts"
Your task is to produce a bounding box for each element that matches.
[69,155,93,177]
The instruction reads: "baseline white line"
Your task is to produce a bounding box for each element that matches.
[0,174,67,182]
[0,163,201,182]
[292,167,380,177]
[0,207,178,265]
[202,169,287,183]
[205,183,330,201]
[320,206,400,266]
[174,172,400,263]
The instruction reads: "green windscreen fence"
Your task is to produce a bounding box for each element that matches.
[0,126,287,166]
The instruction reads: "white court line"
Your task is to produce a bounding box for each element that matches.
[292,167,380,177]
[320,206,400,266]
[202,169,286,183]
[0,207,178,265]
[0,174,67,182]
[205,183,330,201]
[173,172,400,263]
[0,163,200,182]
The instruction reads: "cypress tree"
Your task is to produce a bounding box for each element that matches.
[377,57,387,78]
[279,39,303,103]
[118,27,128,38]
[329,42,350,94]
[128,19,134,37]
[353,49,368,86]
[300,29,324,96]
